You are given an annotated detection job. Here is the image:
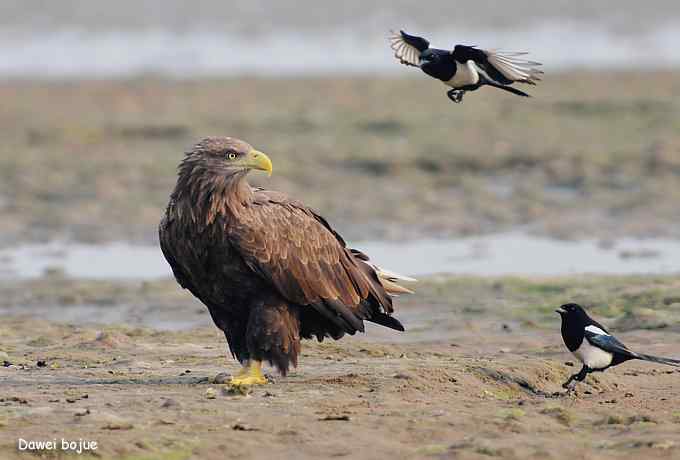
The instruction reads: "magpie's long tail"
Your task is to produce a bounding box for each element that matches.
[485,81,531,98]
[636,353,680,367]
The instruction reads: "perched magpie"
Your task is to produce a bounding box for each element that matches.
[389,30,543,103]
[557,303,680,389]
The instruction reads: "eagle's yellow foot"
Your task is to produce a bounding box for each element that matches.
[229,361,268,386]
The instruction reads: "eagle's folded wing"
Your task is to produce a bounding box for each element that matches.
[229,192,403,335]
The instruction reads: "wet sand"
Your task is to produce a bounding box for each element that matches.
[2,275,680,459]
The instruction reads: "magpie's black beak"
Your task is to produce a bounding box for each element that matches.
[555,307,566,315]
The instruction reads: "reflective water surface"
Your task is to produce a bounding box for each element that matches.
[1,233,678,280]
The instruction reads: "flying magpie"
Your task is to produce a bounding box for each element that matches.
[389,30,543,103]
[557,303,680,389]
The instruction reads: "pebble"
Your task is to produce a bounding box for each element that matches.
[393,372,413,380]
[318,415,350,421]
[205,388,217,399]
[232,423,259,431]
[160,398,180,409]
[212,372,231,384]
[99,413,134,430]
[222,385,252,397]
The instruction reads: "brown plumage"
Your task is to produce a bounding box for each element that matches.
[159,137,414,375]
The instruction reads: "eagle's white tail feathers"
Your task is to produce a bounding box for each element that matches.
[370,264,417,296]
[381,278,415,296]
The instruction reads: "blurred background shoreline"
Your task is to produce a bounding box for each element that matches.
[2,21,680,78]
[3,0,680,78]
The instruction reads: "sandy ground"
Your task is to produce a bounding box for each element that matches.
[2,275,680,459]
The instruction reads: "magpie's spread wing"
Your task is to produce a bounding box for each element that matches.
[452,45,543,85]
[389,30,429,67]
[584,327,638,359]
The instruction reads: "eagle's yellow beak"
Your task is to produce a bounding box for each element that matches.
[247,149,273,177]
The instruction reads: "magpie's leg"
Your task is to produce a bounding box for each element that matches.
[562,365,590,389]
[446,89,465,104]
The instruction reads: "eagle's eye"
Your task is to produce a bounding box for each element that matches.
[228,153,237,160]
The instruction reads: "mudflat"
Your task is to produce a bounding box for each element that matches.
[2,71,680,459]
[2,275,680,459]
[1,72,679,245]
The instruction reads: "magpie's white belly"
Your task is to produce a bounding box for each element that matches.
[573,341,613,369]
[445,61,479,88]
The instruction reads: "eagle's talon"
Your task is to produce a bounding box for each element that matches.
[229,360,268,386]
[229,375,268,386]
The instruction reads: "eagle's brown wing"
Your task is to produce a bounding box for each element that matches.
[159,208,194,292]
[228,190,398,335]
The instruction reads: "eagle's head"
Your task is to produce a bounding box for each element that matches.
[186,137,273,177]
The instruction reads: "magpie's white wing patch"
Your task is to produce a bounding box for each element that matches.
[389,31,421,67]
[585,325,610,336]
[484,50,543,84]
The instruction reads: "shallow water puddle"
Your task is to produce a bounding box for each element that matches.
[1,233,678,280]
